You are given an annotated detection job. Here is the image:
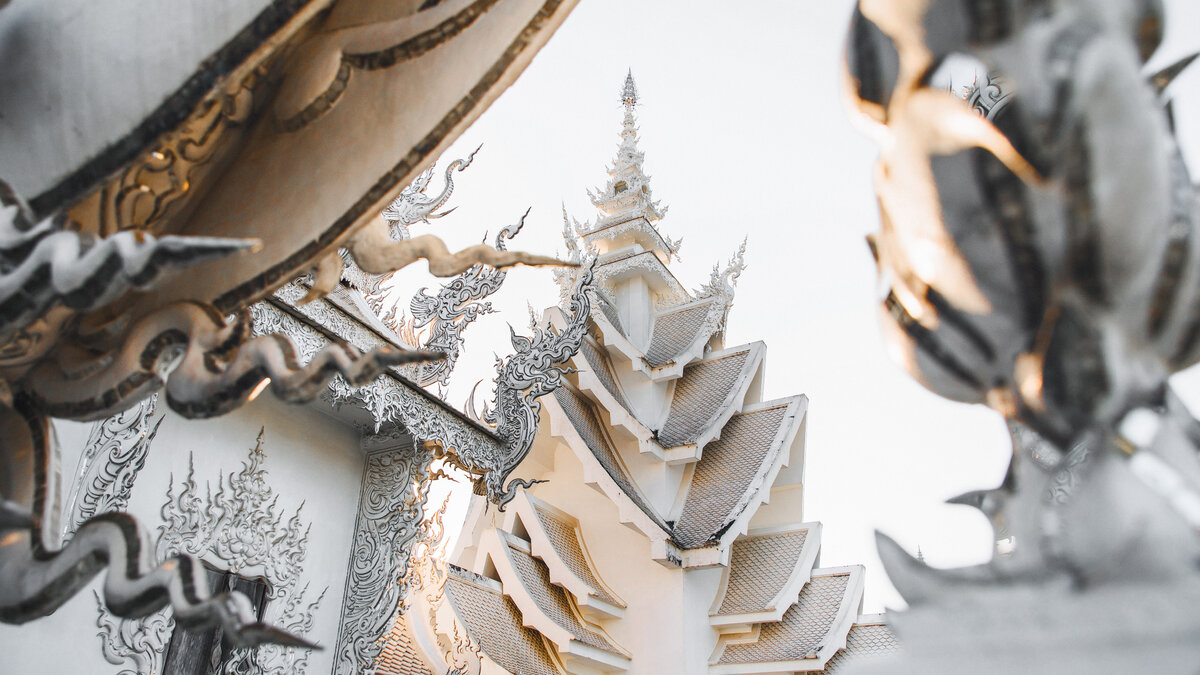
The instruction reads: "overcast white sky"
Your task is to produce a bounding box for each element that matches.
[392,0,1200,612]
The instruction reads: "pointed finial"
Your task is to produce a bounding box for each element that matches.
[622,69,638,109]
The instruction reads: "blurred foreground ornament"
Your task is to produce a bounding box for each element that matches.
[0,0,578,649]
[845,0,1200,671]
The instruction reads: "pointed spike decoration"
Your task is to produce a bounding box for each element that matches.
[622,68,638,108]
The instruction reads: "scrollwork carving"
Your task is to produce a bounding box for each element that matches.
[63,394,162,538]
[332,441,433,675]
[96,429,324,675]
[399,214,527,387]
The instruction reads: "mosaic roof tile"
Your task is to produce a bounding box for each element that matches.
[717,573,851,665]
[716,528,809,616]
[578,339,629,410]
[658,349,750,448]
[444,569,563,675]
[822,622,900,673]
[374,612,433,675]
[645,302,711,367]
[553,387,669,532]
[531,505,621,607]
[673,404,789,548]
[505,544,623,654]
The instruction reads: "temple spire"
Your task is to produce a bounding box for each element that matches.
[621,69,638,109]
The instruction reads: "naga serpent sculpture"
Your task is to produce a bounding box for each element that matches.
[846,0,1200,670]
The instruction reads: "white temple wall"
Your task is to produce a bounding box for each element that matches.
[617,275,652,350]
[0,393,364,675]
[610,350,670,428]
[612,431,688,516]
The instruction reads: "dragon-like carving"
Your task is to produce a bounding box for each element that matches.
[383,147,480,239]
[400,212,530,387]
[455,259,596,507]
[344,148,481,303]
[0,0,581,651]
[694,237,747,337]
[845,0,1200,671]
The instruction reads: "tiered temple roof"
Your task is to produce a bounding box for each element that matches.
[377,73,896,674]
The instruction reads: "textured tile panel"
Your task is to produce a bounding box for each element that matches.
[718,574,851,665]
[658,350,750,448]
[374,612,434,675]
[645,302,710,367]
[533,505,621,606]
[506,545,623,655]
[822,623,900,673]
[445,570,563,675]
[717,529,809,615]
[673,404,789,549]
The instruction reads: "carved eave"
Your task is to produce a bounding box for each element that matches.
[504,492,627,621]
[596,248,690,310]
[292,281,414,350]
[709,523,824,631]
[656,343,765,465]
[475,529,631,672]
[580,215,677,263]
[708,566,865,675]
[250,291,502,452]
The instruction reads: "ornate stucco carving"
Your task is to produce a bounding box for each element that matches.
[458,260,596,506]
[596,252,690,310]
[63,67,266,237]
[399,214,528,387]
[344,148,481,300]
[332,441,433,675]
[96,430,323,675]
[962,74,1013,122]
[62,394,162,539]
[693,237,747,338]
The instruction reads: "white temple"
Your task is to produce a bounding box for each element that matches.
[376,73,898,675]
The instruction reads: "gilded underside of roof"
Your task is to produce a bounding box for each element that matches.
[822,623,900,673]
[578,339,630,410]
[444,570,562,675]
[658,349,750,448]
[552,387,670,533]
[673,404,789,549]
[506,545,623,655]
[374,612,434,675]
[532,505,621,607]
[718,573,851,665]
[717,529,809,616]
[644,302,710,367]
